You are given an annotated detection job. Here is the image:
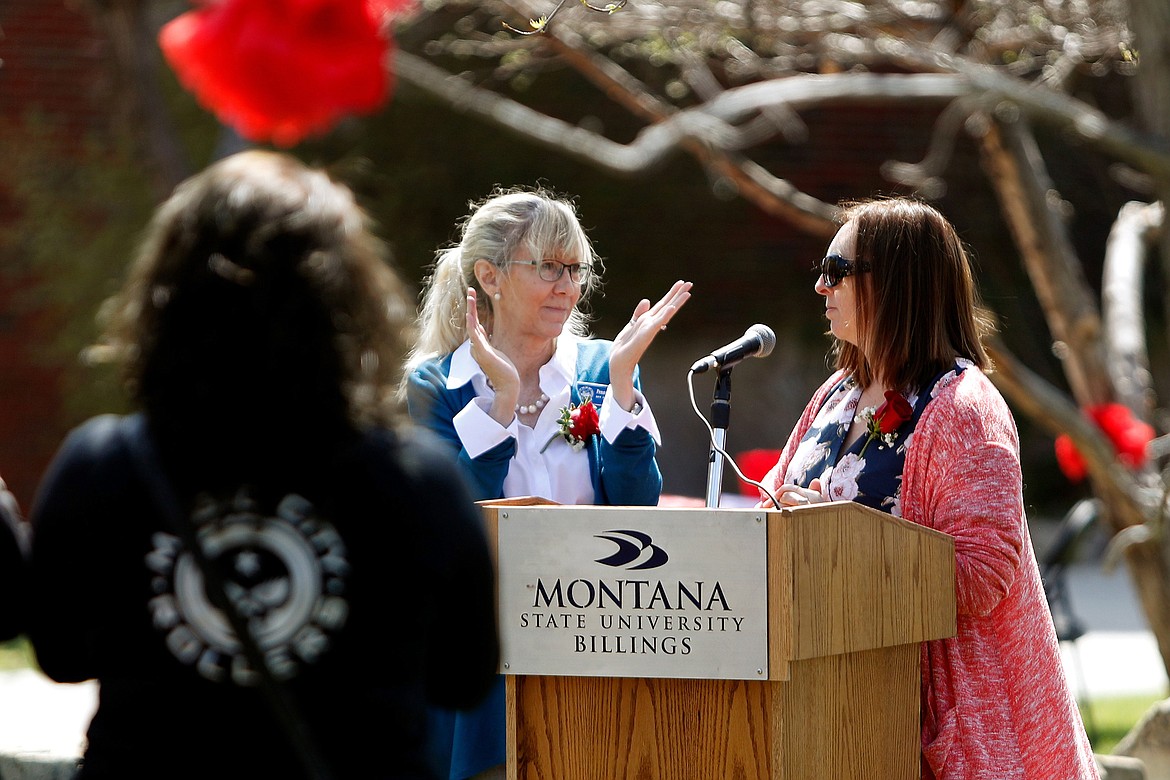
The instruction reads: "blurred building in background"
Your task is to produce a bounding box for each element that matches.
[0,1,108,508]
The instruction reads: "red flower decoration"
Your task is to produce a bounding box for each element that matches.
[859,390,913,457]
[564,400,600,447]
[160,0,407,146]
[541,399,601,453]
[874,390,913,435]
[1054,434,1087,483]
[1054,403,1155,483]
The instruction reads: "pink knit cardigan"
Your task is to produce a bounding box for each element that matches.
[764,367,1098,780]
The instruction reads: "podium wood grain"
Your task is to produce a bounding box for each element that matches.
[486,501,955,780]
[507,644,917,780]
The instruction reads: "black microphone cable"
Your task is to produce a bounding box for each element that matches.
[686,366,779,509]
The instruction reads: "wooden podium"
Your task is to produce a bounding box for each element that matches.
[483,500,955,780]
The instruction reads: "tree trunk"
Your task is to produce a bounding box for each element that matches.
[973,117,1111,405]
[1120,0,1170,681]
[1102,201,1163,419]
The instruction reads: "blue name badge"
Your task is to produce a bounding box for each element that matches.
[576,382,608,408]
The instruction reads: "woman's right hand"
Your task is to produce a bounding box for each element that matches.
[466,288,520,426]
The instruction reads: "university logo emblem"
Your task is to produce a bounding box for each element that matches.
[594,529,669,570]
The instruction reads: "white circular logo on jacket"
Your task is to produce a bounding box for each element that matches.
[145,490,350,685]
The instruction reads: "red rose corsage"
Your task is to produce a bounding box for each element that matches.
[542,399,600,453]
[859,390,912,457]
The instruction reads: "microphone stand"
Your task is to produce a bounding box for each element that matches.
[704,367,733,508]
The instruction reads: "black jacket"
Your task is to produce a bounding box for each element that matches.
[28,414,498,779]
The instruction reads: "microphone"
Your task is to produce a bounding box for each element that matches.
[690,324,776,374]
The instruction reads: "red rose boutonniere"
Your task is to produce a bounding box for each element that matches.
[543,399,600,453]
[859,390,913,457]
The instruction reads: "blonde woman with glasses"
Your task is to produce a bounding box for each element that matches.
[404,187,690,780]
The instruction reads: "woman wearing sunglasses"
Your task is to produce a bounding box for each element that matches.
[404,187,690,780]
[759,198,1097,780]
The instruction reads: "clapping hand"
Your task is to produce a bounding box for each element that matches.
[466,287,520,425]
[609,280,692,411]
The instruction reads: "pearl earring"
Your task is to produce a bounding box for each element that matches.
[493,292,501,301]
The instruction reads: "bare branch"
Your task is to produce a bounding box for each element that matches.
[974,116,1113,405]
[882,96,981,197]
[396,49,840,232]
[542,31,831,230]
[398,51,961,164]
[884,42,1170,179]
[986,338,1149,529]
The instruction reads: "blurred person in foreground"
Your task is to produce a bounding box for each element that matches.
[759,197,1098,780]
[404,188,690,779]
[0,477,27,642]
[27,151,499,779]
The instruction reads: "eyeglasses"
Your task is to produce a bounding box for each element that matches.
[815,254,871,288]
[505,259,593,285]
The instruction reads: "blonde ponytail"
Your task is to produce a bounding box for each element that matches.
[404,247,480,372]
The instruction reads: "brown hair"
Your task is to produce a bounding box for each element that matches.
[832,197,994,390]
[96,151,412,444]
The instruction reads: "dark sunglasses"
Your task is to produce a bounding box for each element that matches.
[815,254,871,288]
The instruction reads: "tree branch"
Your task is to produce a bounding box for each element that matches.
[396,49,843,232]
[882,42,1170,180]
[974,116,1112,405]
[986,338,1149,529]
[541,32,834,232]
[400,41,1170,219]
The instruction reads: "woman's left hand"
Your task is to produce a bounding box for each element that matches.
[609,280,692,411]
[764,479,825,508]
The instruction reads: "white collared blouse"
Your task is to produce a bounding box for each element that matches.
[446,334,661,504]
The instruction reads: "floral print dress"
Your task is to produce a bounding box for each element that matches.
[783,360,971,516]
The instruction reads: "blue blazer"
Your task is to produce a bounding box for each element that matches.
[406,339,661,506]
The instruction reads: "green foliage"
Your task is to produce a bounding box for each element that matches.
[1085,692,1167,755]
[0,636,34,672]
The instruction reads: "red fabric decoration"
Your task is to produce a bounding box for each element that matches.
[160,0,407,146]
[1091,403,1155,468]
[1054,403,1155,483]
[736,448,781,496]
[1053,434,1087,483]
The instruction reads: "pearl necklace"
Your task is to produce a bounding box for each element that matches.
[485,377,548,415]
[516,393,549,415]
